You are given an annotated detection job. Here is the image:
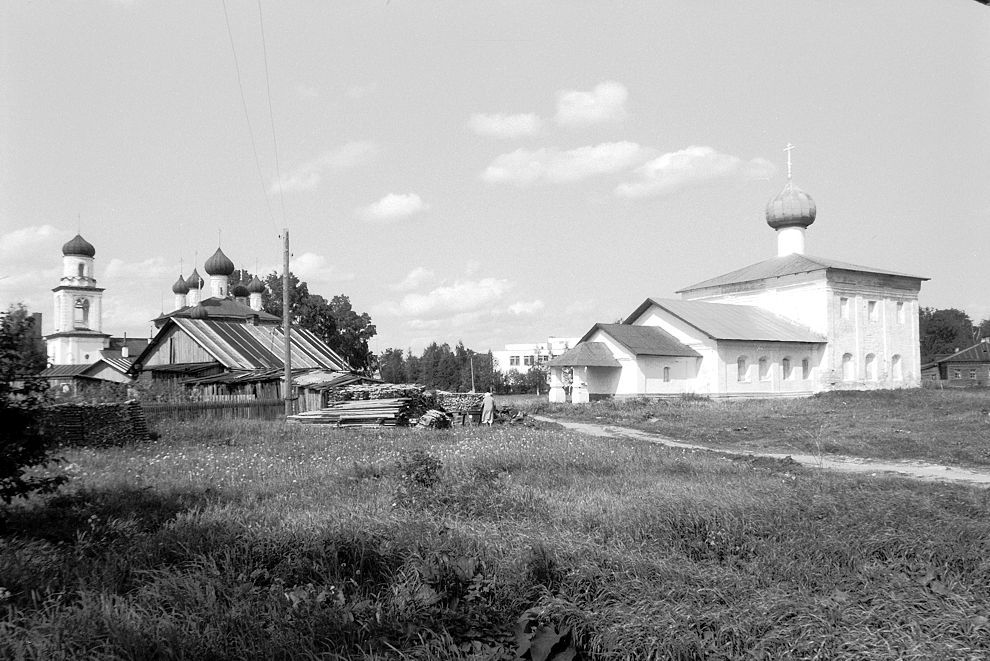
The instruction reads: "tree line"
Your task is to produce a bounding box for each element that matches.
[377,343,547,394]
[919,307,990,362]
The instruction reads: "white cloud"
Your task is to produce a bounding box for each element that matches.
[507,300,545,315]
[392,267,436,292]
[272,141,378,193]
[555,81,628,128]
[481,141,649,186]
[295,84,320,99]
[357,193,427,222]
[468,112,543,138]
[380,277,512,319]
[290,252,354,284]
[616,146,776,198]
[103,256,173,282]
[346,83,377,100]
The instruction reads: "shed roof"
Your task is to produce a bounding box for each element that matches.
[155,297,280,326]
[39,364,92,378]
[580,323,700,357]
[627,298,825,343]
[132,319,351,374]
[677,253,928,293]
[923,341,990,368]
[548,342,621,367]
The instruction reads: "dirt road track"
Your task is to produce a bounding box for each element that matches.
[533,416,990,487]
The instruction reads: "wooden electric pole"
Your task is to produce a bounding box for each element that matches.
[282,229,292,417]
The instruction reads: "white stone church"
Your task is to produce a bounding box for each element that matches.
[549,168,928,401]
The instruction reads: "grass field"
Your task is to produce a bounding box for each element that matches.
[3,401,990,659]
[529,389,990,469]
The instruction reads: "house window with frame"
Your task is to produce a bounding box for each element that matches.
[509,356,520,366]
[868,300,878,322]
[801,358,811,380]
[737,356,748,382]
[953,369,962,379]
[663,366,670,383]
[969,369,977,380]
[524,355,534,366]
[782,357,792,380]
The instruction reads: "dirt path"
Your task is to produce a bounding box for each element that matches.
[533,416,990,486]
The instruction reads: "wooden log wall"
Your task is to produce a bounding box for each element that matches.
[43,401,151,447]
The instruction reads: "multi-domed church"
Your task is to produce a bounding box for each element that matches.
[549,161,928,401]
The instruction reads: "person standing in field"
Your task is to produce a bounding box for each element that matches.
[481,390,496,426]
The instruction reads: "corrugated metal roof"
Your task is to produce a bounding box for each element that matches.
[548,342,622,367]
[156,297,281,325]
[98,350,134,374]
[630,298,825,343]
[677,253,928,293]
[39,364,92,377]
[580,324,701,357]
[933,341,990,365]
[168,318,351,371]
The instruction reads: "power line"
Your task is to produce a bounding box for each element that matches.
[256,0,289,231]
[220,0,279,236]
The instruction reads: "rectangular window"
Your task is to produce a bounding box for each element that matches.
[970,370,977,379]
[509,356,520,366]
[524,355,534,366]
[953,369,962,379]
[896,301,905,324]
[868,300,878,322]
[538,355,549,363]
[840,297,850,320]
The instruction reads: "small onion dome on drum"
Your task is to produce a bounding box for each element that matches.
[231,282,250,298]
[62,234,96,257]
[766,181,816,230]
[171,275,190,295]
[188,303,209,320]
[204,247,235,276]
[185,268,203,289]
[247,275,265,294]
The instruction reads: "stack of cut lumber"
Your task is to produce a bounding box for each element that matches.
[326,383,438,416]
[437,392,484,411]
[288,397,413,427]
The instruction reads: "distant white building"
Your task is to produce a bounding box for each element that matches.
[492,337,579,375]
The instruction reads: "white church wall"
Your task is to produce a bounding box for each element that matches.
[682,274,830,335]
[584,329,639,395]
[637,356,700,394]
[716,341,821,397]
[625,304,719,395]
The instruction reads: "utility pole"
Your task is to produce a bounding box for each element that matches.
[470,354,476,393]
[282,229,292,417]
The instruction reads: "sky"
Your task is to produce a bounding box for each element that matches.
[2,1,989,355]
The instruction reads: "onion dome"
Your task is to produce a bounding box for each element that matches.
[62,234,96,257]
[185,268,203,289]
[188,303,209,320]
[766,181,816,230]
[204,247,235,276]
[247,275,265,294]
[231,282,250,298]
[171,275,190,295]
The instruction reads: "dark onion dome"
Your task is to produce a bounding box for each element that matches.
[247,275,265,294]
[231,282,250,298]
[766,181,816,230]
[204,247,235,276]
[171,275,190,295]
[185,268,203,289]
[188,303,209,320]
[62,233,96,257]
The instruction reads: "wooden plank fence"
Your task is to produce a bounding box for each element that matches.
[141,398,288,425]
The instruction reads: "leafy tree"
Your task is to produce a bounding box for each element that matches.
[378,347,405,383]
[523,364,549,395]
[1,304,66,504]
[920,307,975,360]
[258,273,377,373]
[977,318,990,343]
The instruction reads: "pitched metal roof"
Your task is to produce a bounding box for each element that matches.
[155,297,281,325]
[153,318,351,371]
[927,341,990,366]
[98,350,134,374]
[39,364,93,378]
[677,253,928,293]
[579,323,700,357]
[628,298,825,343]
[548,342,621,367]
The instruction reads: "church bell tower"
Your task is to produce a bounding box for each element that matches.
[46,234,110,365]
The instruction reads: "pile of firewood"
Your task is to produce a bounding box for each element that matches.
[436,391,484,411]
[326,383,438,417]
[415,409,452,429]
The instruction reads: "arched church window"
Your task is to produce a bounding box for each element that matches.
[842,353,854,381]
[865,353,878,381]
[891,354,903,381]
[782,357,792,380]
[737,357,748,382]
[801,358,811,380]
[758,357,770,381]
[78,263,85,278]
[73,298,90,329]
[663,366,670,383]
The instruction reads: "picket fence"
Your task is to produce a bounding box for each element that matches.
[141,398,288,425]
